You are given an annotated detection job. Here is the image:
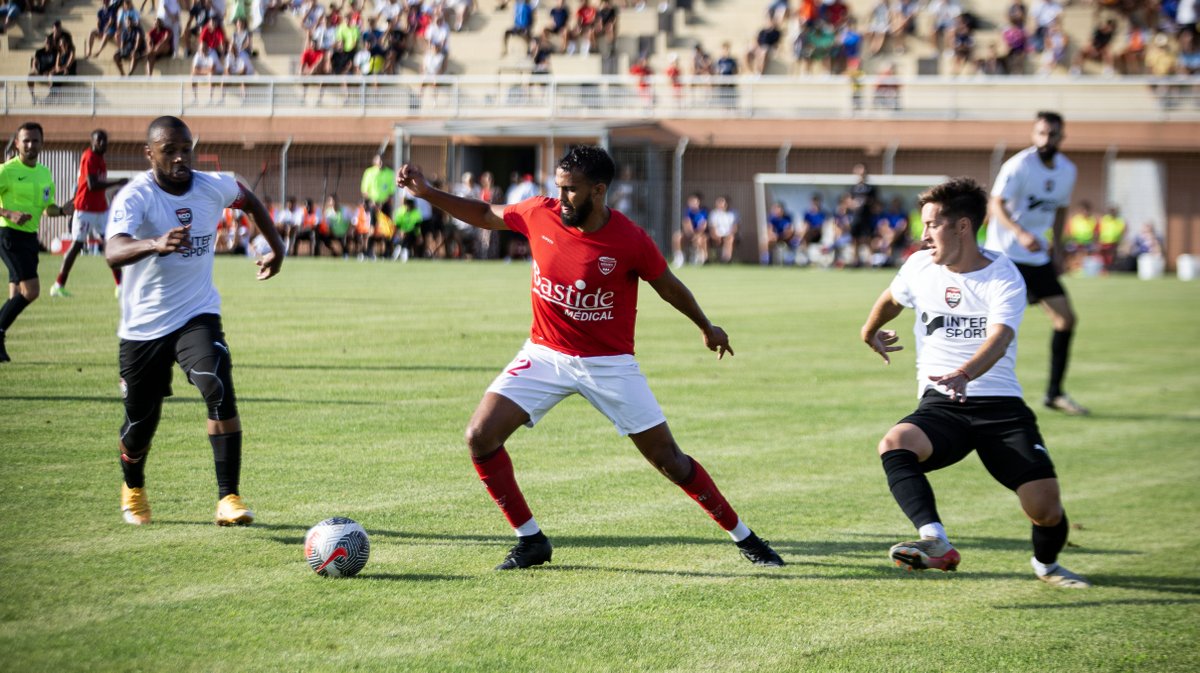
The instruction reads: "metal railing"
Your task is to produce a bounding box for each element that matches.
[4,74,1200,121]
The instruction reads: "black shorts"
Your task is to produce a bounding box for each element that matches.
[119,313,235,406]
[1015,261,1066,304]
[899,389,1056,491]
[0,227,39,283]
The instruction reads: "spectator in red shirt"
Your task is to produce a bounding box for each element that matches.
[140,17,174,75]
[570,0,597,54]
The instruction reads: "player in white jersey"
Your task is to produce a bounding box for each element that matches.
[862,177,1090,588]
[104,116,285,527]
[984,111,1088,416]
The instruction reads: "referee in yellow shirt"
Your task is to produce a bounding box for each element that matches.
[0,122,73,362]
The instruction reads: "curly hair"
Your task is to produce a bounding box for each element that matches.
[557,145,616,187]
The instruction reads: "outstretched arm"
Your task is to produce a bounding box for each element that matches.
[927,323,1014,403]
[106,226,192,268]
[396,164,509,231]
[648,269,733,359]
[860,287,905,364]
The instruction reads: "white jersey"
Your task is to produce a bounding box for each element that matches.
[890,249,1027,398]
[108,170,242,341]
[709,209,738,238]
[985,146,1076,266]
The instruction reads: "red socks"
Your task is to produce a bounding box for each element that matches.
[472,447,534,530]
[679,458,739,531]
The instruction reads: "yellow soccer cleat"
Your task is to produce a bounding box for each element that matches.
[215,493,255,526]
[121,484,151,525]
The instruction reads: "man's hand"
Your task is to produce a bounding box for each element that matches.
[154,224,192,256]
[8,211,32,226]
[703,325,734,359]
[1017,228,1043,253]
[396,164,432,198]
[928,369,970,403]
[864,328,903,364]
[256,250,282,280]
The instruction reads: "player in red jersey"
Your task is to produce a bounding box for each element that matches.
[398,146,783,570]
[50,129,127,298]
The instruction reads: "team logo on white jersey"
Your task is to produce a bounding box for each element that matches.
[945,287,962,308]
[598,256,617,275]
[175,208,193,225]
[1044,179,1055,192]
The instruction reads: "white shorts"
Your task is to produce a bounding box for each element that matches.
[70,210,109,242]
[193,51,224,73]
[486,340,666,436]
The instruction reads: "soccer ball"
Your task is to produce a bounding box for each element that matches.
[304,517,370,578]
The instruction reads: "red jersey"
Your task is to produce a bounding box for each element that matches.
[504,197,667,357]
[73,148,109,213]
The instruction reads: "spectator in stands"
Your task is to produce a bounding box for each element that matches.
[765,201,796,265]
[272,196,297,253]
[873,61,901,108]
[544,0,571,53]
[821,0,848,28]
[300,34,328,73]
[808,19,836,72]
[447,0,473,32]
[865,0,891,56]
[85,1,121,58]
[1179,28,1200,74]
[950,13,975,74]
[569,0,597,54]
[708,195,739,264]
[629,53,653,105]
[834,16,863,73]
[199,13,227,59]
[190,40,225,101]
[715,41,738,106]
[427,9,451,54]
[139,17,174,75]
[28,35,57,101]
[530,33,553,74]
[673,192,708,267]
[1008,0,1027,29]
[330,12,361,74]
[1073,17,1117,75]
[749,16,783,75]
[156,0,182,56]
[53,32,78,79]
[769,0,790,24]
[1,0,23,34]
[502,0,533,56]
[1118,23,1148,74]
[1029,0,1061,52]
[596,0,618,55]
[692,42,714,76]
[1037,17,1068,75]
[117,0,141,30]
[420,40,447,96]
[1098,205,1126,269]
[977,41,1007,75]
[1144,30,1178,75]
[1002,14,1030,74]
[1128,221,1163,259]
[184,0,213,56]
[114,13,146,76]
[889,0,919,53]
[928,0,962,54]
[664,52,683,103]
[323,194,351,257]
[294,198,320,254]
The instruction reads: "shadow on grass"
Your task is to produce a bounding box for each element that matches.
[994,597,1200,610]
[0,394,373,406]
[356,572,473,582]
[821,532,1138,558]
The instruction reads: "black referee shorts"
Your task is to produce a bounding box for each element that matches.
[0,227,40,283]
[898,389,1057,491]
[1015,261,1066,304]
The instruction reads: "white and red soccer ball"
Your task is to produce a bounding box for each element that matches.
[304,517,370,578]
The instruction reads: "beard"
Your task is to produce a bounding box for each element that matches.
[561,198,593,228]
[1036,145,1058,162]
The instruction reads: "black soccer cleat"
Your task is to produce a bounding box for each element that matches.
[736,532,785,567]
[495,532,553,570]
[0,335,9,363]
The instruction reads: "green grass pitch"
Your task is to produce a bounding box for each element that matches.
[1,254,1197,672]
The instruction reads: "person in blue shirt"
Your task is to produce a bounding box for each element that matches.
[672,192,709,268]
[766,201,797,264]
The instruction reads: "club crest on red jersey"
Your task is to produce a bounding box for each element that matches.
[598,256,617,275]
[945,287,962,308]
[175,208,193,225]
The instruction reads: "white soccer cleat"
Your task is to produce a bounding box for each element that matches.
[1035,561,1092,588]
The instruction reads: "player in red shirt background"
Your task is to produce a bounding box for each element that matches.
[398,146,783,570]
[51,129,128,298]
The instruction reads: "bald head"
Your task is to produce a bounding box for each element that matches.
[147,116,190,145]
